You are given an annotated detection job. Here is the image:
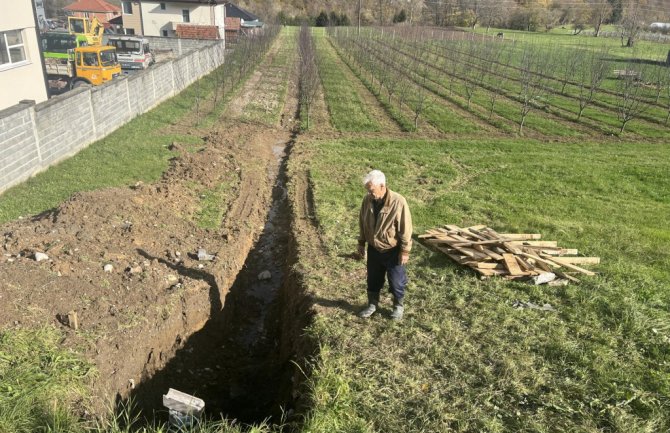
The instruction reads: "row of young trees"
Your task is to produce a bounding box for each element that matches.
[192,25,281,125]
[298,25,319,128]
[328,27,670,134]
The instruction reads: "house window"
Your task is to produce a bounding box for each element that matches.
[125,28,135,35]
[182,9,190,23]
[160,3,166,10]
[162,30,168,37]
[0,30,27,69]
[122,1,133,14]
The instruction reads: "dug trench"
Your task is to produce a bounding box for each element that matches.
[0,33,319,426]
[126,132,314,426]
[0,124,316,427]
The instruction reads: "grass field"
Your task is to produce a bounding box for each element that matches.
[315,32,381,132]
[296,137,670,432]
[1,23,670,433]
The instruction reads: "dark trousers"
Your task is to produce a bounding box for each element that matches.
[367,246,407,303]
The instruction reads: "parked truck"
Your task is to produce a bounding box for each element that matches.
[43,44,122,91]
[108,36,155,70]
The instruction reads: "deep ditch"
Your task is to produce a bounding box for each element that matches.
[126,131,314,427]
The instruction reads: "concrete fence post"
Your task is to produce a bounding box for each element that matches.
[125,78,132,118]
[87,88,97,140]
[20,100,42,163]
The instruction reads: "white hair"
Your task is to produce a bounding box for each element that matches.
[363,170,386,187]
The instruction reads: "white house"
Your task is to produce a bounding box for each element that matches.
[122,0,226,38]
[649,22,670,31]
[0,0,48,111]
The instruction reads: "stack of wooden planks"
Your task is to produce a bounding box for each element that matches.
[418,225,599,283]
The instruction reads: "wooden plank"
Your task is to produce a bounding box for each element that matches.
[451,245,491,261]
[458,230,489,241]
[502,242,523,255]
[451,239,508,247]
[540,254,596,276]
[475,268,508,276]
[466,225,487,230]
[522,247,578,256]
[552,257,600,265]
[502,253,525,276]
[464,261,501,270]
[481,247,504,261]
[508,241,558,247]
[500,233,542,240]
[555,270,581,283]
[514,255,534,272]
[519,252,558,271]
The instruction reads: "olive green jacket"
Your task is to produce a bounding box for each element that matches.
[358,189,413,253]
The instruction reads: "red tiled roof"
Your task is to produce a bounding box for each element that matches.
[64,0,120,13]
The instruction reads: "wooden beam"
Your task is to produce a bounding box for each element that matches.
[552,257,600,265]
[508,241,558,247]
[503,253,525,276]
[500,233,542,240]
[540,254,596,275]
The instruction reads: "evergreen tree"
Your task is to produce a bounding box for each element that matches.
[315,11,329,27]
[393,9,407,23]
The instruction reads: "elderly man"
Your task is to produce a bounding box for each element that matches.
[357,170,413,320]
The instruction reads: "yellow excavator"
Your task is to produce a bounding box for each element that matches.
[67,16,105,46]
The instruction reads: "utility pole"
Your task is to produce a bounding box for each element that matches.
[358,0,361,36]
[379,0,382,26]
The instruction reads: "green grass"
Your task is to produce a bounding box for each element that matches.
[242,27,296,124]
[0,327,94,433]
[314,33,380,132]
[466,26,670,61]
[0,76,228,224]
[295,137,670,432]
[195,178,236,229]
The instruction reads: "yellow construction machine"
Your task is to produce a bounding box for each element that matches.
[67,16,105,46]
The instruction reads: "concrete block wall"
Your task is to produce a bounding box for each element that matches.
[35,89,96,166]
[0,103,40,191]
[0,40,224,195]
[144,36,213,56]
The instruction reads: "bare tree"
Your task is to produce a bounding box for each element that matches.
[298,25,319,129]
[404,0,426,24]
[575,46,610,121]
[517,44,553,134]
[648,63,669,104]
[619,0,648,47]
[412,52,433,130]
[589,0,613,37]
[557,46,582,94]
[486,42,510,120]
[460,40,485,108]
[615,62,651,133]
[480,0,508,32]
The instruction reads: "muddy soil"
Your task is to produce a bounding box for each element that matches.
[0,34,302,424]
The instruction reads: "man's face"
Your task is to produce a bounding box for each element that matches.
[365,182,386,200]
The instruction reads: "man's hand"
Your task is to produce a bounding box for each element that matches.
[400,252,409,266]
[357,244,366,260]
